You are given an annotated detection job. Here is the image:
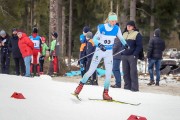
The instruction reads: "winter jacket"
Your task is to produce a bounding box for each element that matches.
[41,43,49,56]
[0,34,11,54]
[147,29,165,59]
[8,35,23,58]
[122,30,142,57]
[18,33,34,58]
[113,37,122,59]
[86,39,95,59]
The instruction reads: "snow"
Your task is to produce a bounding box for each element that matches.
[0,74,180,120]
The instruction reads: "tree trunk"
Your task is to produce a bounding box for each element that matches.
[130,0,136,21]
[49,0,58,42]
[30,0,34,29]
[116,0,119,17]
[110,0,113,12]
[68,0,72,70]
[149,0,155,40]
[121,0,128,29]
[62,6,65,58]
[58,0,62,57]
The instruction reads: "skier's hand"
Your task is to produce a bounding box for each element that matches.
[98,43,106,51]
[124,44,130,50]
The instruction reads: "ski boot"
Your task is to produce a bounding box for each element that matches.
[103,89,112,100]
[74,82,84,95]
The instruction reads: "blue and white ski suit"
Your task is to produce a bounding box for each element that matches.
[80,23,127,89]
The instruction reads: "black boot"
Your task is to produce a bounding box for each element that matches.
[147,81,155,86]
[155,82,159,86]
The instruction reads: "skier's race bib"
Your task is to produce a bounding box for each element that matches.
[32,40,40,48]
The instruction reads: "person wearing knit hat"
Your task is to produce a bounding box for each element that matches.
[147,28,165,86]
[29,27,41,76]
[121,20,143,92]
[73,12,129,100]
[9,28,25,76]
[79,26,90,78]
[39,37,49,75]
[0,30,11,74]
[84,32,98,85]
[48,31,59,77]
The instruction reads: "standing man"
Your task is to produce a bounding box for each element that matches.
[73,12,129,100]
[111,23,122,88]
[147,28,165,86]
[8,28,25,76]
[29,27,41,76]
[17,32,34,77]
[0,30,11,74]
[121,21,142,92]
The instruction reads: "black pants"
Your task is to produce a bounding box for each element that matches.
[1,52,10,74]
[14,57,25,75]
[121,55,139,91]
[39,56,45,72]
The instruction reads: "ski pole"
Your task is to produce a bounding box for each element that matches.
[68,49,100,66]
[113,49,125,56]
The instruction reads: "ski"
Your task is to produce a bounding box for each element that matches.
[88,98,141,106]
[71,93,81,101]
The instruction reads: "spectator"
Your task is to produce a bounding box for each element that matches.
[39,37,49,75]
[79,26,90,78]
[17,32,34,77]
[121,21,143,92]
[48,32,59,77]
[85,31,98,85]
[111,23,122,88]
[0,30,11,74]
[147,28,165,86]
[8,28,25,76]
[29,27,41,76]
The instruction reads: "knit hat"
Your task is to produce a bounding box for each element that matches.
[33,27,38,33]
[127,20,136,27]
[86,32,93,39]
[41,37,46,42]
[154,28,161,37]
[12,28,17,32]
[51,32,58,38]
[0,30,6,36]
[83,26,90,33]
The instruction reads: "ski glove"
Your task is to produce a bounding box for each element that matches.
[124,44,130,50]
[98,43,106,51]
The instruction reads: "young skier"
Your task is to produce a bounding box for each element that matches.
[39,37,49,75]
[48,32,59,77]
[79,26,90,77]
[29,27,41,76]
[73,12,129,100]
[85,31,98,85]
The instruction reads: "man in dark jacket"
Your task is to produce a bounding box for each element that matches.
[85,32,98,85]
[0,30,11,74]
[8,28,25,76]
[111,37,122,88]
[147,28,165,86]
[121,21,142,91]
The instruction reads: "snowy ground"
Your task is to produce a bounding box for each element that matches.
[0,74,180,120]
